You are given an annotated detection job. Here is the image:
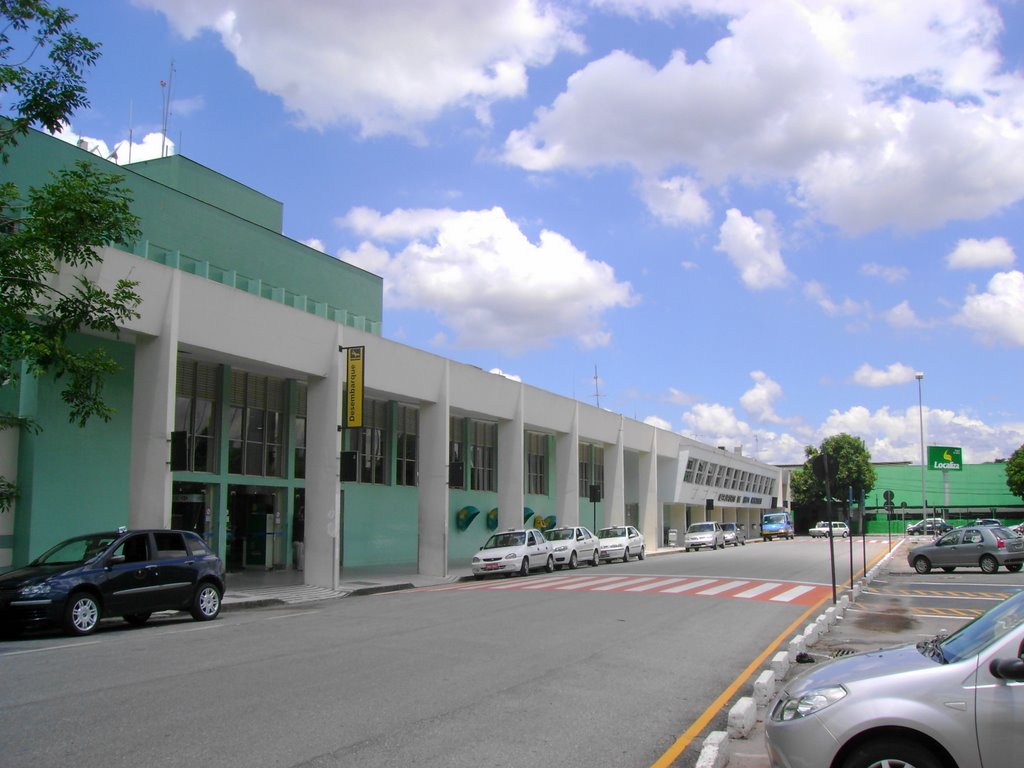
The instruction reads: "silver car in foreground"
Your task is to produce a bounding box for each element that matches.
[766,588,1024,768]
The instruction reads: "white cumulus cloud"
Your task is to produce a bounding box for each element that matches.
[946,237,1017,269]
[954,270,1024,345]
[337,206,636,352]
[715,209,792,290]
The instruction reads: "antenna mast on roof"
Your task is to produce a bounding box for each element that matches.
[593,365,604,408]
[160,60,175,158]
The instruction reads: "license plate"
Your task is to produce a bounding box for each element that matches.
[483,563,501,570]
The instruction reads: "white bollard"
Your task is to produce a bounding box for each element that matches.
[754,669,776,709]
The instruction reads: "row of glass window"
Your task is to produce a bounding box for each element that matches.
[683,456,776,496]
[174,360,605,498]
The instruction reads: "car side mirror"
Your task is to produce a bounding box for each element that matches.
[989,657,1024,681]
[107,554,126,567]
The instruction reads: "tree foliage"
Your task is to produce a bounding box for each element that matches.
[790,434,877,515]
[1007,444,1024,502]
[1,1,142,512]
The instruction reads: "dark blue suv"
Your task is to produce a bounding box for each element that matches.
[0,528,226,637]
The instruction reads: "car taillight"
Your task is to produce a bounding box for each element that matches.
[997,538,1006,549]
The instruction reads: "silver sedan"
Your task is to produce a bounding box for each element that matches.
[767,588,1024,768]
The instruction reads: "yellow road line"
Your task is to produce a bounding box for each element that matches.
[649,545,895,767]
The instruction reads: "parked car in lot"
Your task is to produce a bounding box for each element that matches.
[973,518,1003,527]
[767,586,1024,768]
[906,525,1024,574]
[597,525,645,562]
[905,517,953,536]
[0,528,225,637]
[720,522,745,547]
[471,529,554,578]
[683,521,725,551]
[809,521,851,538]
[544,526,600,569]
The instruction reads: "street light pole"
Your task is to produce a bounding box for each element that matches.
[916,372,926,520]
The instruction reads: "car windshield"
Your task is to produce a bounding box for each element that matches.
[722,524,736,530]
[763,514,787,525]
[938,590,1024,663]
[545,529,574,541]
[689,523,714,532]
[31,533,119,566]
[815,522,828,528]
[599,527,627,538]
[484,532,526,548]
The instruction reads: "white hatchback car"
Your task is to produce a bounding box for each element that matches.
[545,526,600,569]
[471,529,554,578]
[597,525,645,562]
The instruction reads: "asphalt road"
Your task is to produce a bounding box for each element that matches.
[0,537,897,768]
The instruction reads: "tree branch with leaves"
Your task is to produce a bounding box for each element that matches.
[1,0,142,513]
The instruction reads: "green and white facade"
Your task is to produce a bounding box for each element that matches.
[0,128,787,588]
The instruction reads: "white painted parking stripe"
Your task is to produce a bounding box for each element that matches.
[625,578,691,592]
[734,582,784,599]
[771,585,816,602]
[554,575,631,590]
[592,576,659,591]
[661,578,717,594]
[697,580,750,596]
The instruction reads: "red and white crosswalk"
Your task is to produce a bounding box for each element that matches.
[430,573,832,605]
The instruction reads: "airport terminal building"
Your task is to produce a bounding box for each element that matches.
[0,128,788,588]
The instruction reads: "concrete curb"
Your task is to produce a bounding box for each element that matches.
[693,540,904,767]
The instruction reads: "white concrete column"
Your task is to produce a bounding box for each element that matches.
[497,384,525,530]
[605,415,626,526]
[555,402,580,527]
[129,270,179,529]
[305,330,343,590]
[417,361,449,577]
[638,428,659,547]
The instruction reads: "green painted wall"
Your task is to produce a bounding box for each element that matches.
[12,334,134,563]
[127,154,282,230]
[868,463,1018,511]
[4,126,383,331]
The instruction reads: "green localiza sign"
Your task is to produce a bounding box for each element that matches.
[927,445,963,471]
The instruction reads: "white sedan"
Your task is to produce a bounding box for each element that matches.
[471,529,554,578]
[545,526,600,569]
[598,525,645,562]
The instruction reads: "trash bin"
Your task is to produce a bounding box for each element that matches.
[667,528,678,546]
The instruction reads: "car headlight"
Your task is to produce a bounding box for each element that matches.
[554,545,567,552]
[472,556,480,563]
[18,583,53,597]
[504,553,518,560]
[772,686,847,721]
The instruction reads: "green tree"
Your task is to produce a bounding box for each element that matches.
[1006,444,1024,501]
[791,434,877,517]
[1,0,142,512]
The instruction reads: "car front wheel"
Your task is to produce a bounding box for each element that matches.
[568,552,578,570]
[519,557,529,577]
[544,555,554,573]
[64,592,101,636]
[980,554,999,574]
[838,737,943,768]
[638,546,645,561]
[622,548,630,563]
[191,582,222,621]
[913,556,932,574]
[591,548,600,567]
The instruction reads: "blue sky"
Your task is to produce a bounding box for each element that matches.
[33,0,1024,466]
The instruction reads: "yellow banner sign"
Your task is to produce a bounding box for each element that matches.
[345,346,364,428]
